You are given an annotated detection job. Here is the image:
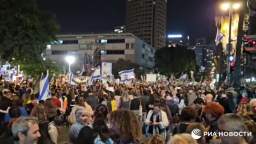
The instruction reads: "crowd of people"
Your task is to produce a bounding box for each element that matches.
[0,75,256,144]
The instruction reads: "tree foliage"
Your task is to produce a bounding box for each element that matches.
[0,0,59,76]
[155,46,197,75]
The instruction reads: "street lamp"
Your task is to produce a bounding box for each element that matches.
[220,2,241,11]
[220,1,241,85]
[65,55,76,73]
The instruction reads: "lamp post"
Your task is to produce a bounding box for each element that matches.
[65,55,76,74]
[220,1,241,85]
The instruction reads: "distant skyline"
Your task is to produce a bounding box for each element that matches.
[38,0,216,39]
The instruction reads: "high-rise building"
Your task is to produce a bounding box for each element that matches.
[126,0,167,49]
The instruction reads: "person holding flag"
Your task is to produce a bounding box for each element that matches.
[38,71,50,101]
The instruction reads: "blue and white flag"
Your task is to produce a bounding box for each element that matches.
[101,62,112,78]
[91,66,102,81]
[38,71,50,100]
[215,28,224,46]
[119,69,135,81]
[179,73,188,81]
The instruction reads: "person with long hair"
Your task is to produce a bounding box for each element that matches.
[169,133,198,144]
[108,109,142,144]
[93,119,114,144]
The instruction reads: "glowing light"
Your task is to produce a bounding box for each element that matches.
[229,55,234,61]
[232,3,241,10]
[220,2,241,11]
[168,34,183,38]
[65,55,76,65]
[47,45,51,50]
[220,2,231,11]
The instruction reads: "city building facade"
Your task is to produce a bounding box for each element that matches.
[46,33,155,72]
[126,0,167,48]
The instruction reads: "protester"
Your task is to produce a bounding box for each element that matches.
[94,104,109,121]
[169,133,198,144]
[93,119,114,144]
[0,70,256,144]
[218,113,252,144]
[186,123,206,144]
[0,89,12,123]
[173,106,197,134]
[144,134,165,144]
[68,96,93,124]
[144,99,169,139]
[69,107,92,143]
[203,102,224,142]
[11,116,41,144]
[76,126,96,144]
[108,109,142,144]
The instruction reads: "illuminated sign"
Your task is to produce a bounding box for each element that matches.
[168,34,183,38]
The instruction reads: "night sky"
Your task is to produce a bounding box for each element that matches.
[38,0,216,39]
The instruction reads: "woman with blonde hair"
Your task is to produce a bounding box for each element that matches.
[169,133,198,144]
[144,134,165,144]
[69,107,92,143]
[108,109,142,144]
[68,96,93,124]
[186,123,206,144]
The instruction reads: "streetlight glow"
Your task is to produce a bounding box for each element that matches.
[65,55,76,75]
[220,2,241,11]
[220,2,231,11]
[65,55,76,65]
[232,2,241,10]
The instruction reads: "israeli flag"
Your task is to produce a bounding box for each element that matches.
[38,71,50,100]
[179,73,188,80]
[101,62,112,78]
[119,69,135,81]
[215,28,224,46]
[91,66,102,81]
